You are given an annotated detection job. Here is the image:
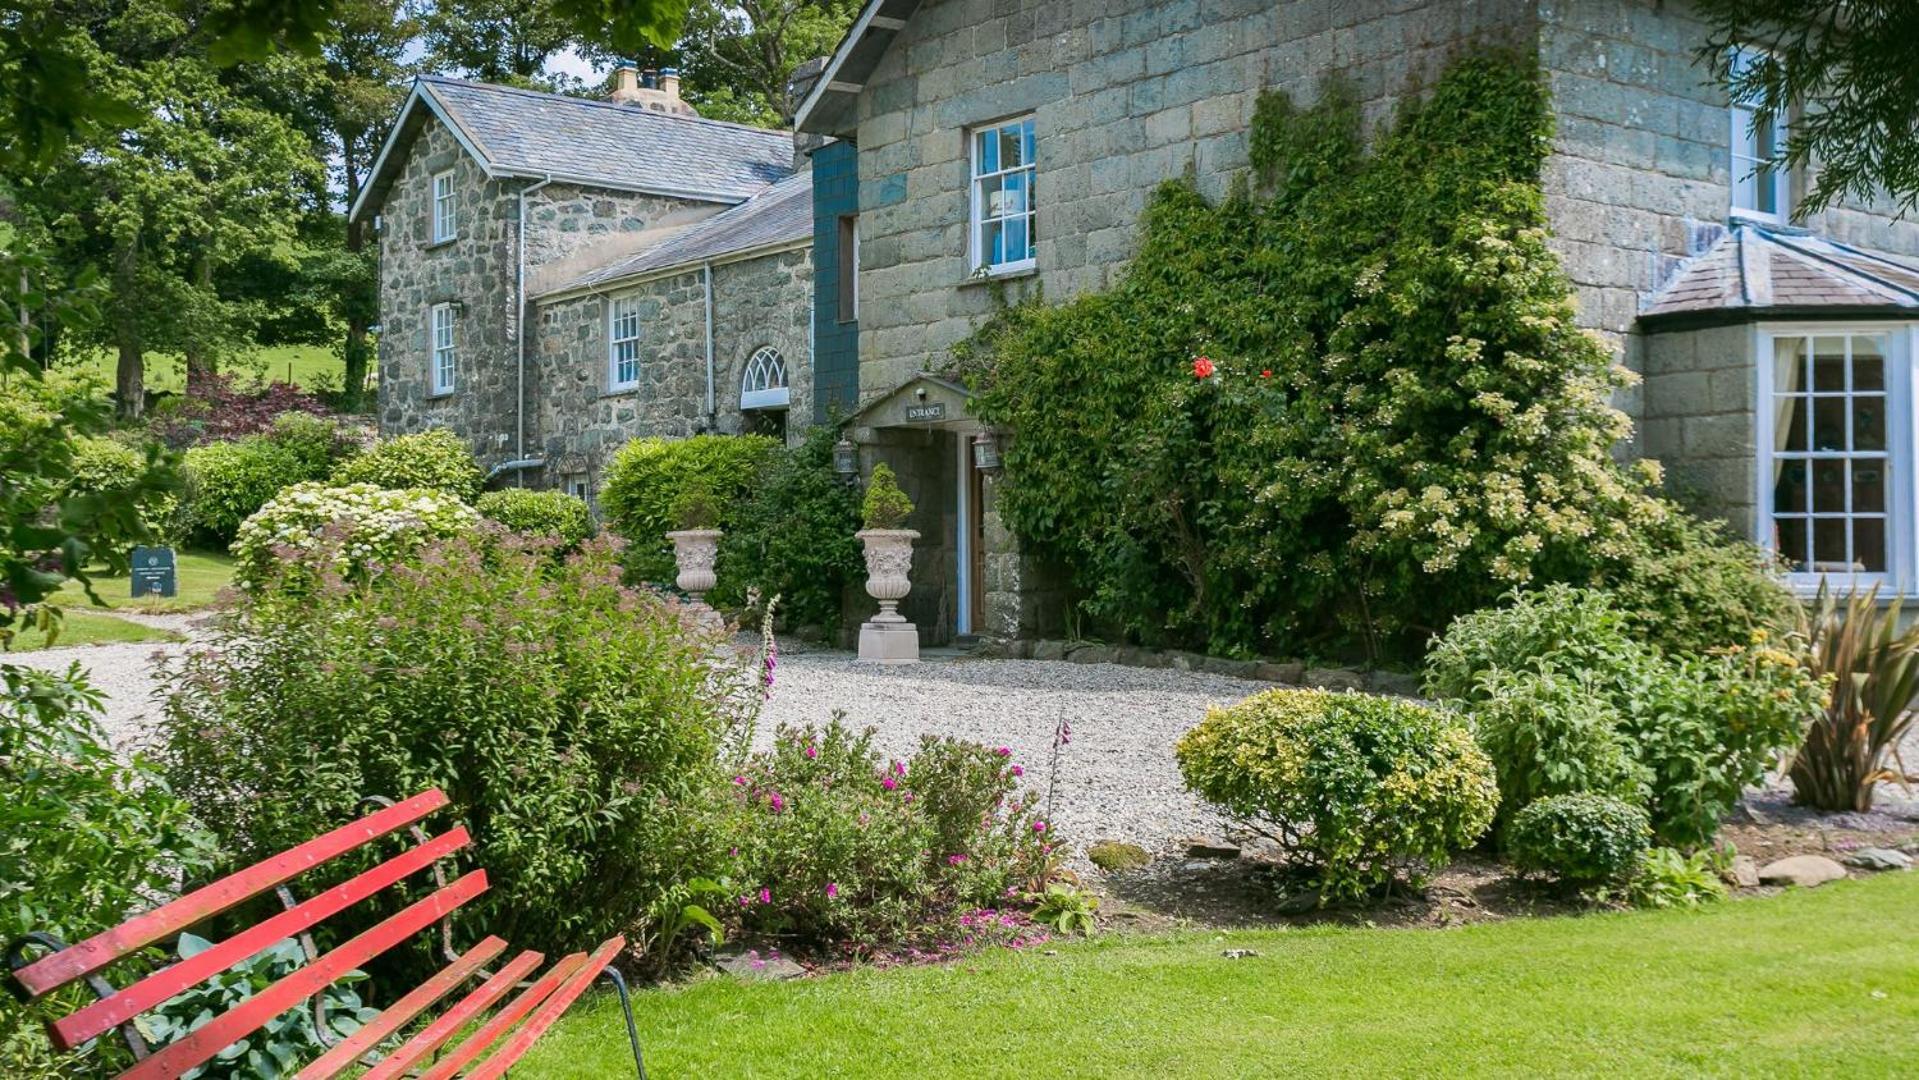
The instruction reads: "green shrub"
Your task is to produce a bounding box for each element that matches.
[330,428,484,503]
[1467,668,1648,826]
[1505,793,1650,886]
[260,410,362,479]
[1175,688,1497,901]
[716,427,864,628]
[157,534,751,966]
[1597,509,1796,657]
[138,935,376,1080]
[1424,586,1826,848]
[670,483,723,530]
[182,438,313,546]
[1,664,218,1074]
[723,719,1046,950]
[230,482,479,591]
[1423,585,1641,704]
[476,488,593,547]
[599,434,778,583]
[66,435,178,543]
[1626,846,1729,909]
[860,463,914,530]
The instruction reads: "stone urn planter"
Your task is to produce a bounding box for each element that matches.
[856,528,920,663]
[665,528,722,605]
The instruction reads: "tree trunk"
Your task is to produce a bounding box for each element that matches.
[183,253,214,379]
[112,236,145,419]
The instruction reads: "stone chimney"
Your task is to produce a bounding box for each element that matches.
[606,61,698,118]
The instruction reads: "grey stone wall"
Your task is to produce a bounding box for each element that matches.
[1638,324,1757,533]
[376,117,524,467]
[849,0,1534,398]
[531,245,815,491]
[523,183,720,276]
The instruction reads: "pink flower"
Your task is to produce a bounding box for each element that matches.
[1033,820,1047,833]
[737,895,751,907]
[892,760,907,776]
[994,746,1012,757]
[768,792,785,813]
[804,744,818,759]
[948,854,966,866]
[759,887,772,904]
[1192,355,1216,379]
[732,775,747,786]
[826,882,839,899]
[1010,765,1024,777]
[882,774,898,791]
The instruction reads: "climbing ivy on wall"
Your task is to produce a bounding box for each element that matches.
[954,51,1766,661]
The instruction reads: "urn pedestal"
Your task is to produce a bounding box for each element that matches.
[856,528,919,664]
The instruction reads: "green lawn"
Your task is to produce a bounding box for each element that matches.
[68,344,343,394]
[521,872,1919,1078]
[53,550,237,614]
[6,608,181,651]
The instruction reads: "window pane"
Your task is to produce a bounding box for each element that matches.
[1813,337,1846,391]
[1812,460,1846,513]
[1773,337,1806,394]
[1855,518,1888,572]
[1855,337,1886,390]
[1774,459,1808,515]
[1001,216,1028,264]
[1812,397,1846,451]
[1853,460,1886,513]
[1775,517,1809,571]
[1776,396,1808,452]
[979,175,1005,218]
[1854,395,1886,451]
[999,172,1027,216]
[977,130,997,175]
[998,125,1024,169]
[1021,119,1035,164]
[983,219,1004,265]
[1813,517,1848,568]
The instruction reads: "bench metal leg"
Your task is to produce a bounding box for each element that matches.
[599,966,647,1079]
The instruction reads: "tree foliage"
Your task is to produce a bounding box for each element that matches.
[1695,0,1919,218]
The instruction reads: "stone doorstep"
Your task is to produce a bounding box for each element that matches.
[980,637,1418,695]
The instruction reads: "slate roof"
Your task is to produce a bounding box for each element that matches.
[793,0,925,137]
[351,76,795,221]
[1642,222,1919,323]
[538,170,814,298]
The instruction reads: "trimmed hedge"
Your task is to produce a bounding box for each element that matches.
[477,489,593,547]
[599,434,778,585]
[714,427,864,627]
[1505,793,1650,886]
[182,439,312,546]
[330,428,484,503]
[1176,688,1497,900]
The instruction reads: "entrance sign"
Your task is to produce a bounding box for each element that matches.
[905,402,946,423]
[130,546,178,599]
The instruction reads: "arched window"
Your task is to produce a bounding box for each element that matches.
[740,345,789,410]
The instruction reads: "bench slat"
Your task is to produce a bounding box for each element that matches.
[357,948,547,1080]
[54,826,471,1050]
[118,869,488,1080]
[415,952,588,1080]
[293,935,507,1080]
[15,789,451,999]
[463,936,626,1080]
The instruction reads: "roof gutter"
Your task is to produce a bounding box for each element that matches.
[516,173,556,479]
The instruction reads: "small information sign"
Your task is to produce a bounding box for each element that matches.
[905,402,947,423]
[130,546,178,599]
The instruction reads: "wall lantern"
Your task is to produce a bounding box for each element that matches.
[833,435,859,482]
[971,430,1003,474]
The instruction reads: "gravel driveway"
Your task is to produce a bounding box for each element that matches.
[759,652,1247,854]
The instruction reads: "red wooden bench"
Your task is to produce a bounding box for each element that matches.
[5,789,646,1079]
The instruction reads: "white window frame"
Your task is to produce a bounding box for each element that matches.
[607,296,641,391]
[429,302,457,396]
[740,345,790,411]
[1753,323,1918,596]
[968,115,1037,276]
[1728,47,1788,222]
[432,170,458,242]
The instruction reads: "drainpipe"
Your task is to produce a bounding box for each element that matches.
[516,174,555,483]
[702,261,716,427]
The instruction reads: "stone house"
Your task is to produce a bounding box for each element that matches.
[791,0,1919,644]
[349,66,814,495]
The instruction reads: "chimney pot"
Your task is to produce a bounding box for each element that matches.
[609,61,642,104]
[661,67,681,101]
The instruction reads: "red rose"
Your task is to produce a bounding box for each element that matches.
[1192,355,1216,379]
